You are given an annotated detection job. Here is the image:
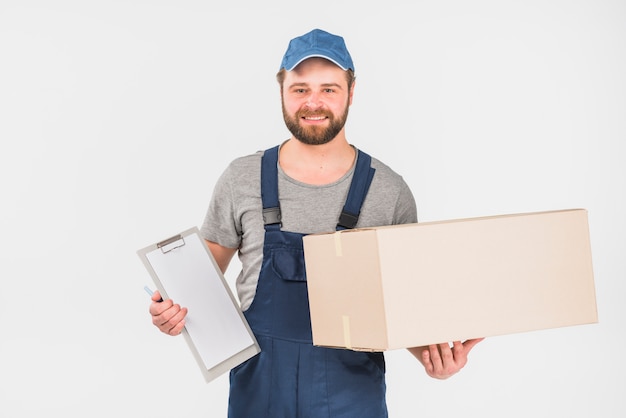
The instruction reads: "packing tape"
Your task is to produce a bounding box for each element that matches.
[334,232,343,257]
[342,315,352,349]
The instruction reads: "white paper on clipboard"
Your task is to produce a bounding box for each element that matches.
[137,227,260,383]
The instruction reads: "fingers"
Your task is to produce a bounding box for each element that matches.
[162,311,187,336]
[151,290,163,303]
[150,299,188,336]
[462,337,485,353]
[422,344,449,379]
[421,347,435,376]
[148,297,170,316]
[450,338,484,361]
[439,342,454,362]
[449,341,469,371]
[451,338,484,360]
[420,338,485,379]
[423,339,484,380]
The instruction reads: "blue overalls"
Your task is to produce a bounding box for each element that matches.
[228,146,388,418]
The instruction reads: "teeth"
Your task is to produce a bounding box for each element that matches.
[305,116,326,120]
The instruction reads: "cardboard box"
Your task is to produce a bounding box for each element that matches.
[302,209,597,351]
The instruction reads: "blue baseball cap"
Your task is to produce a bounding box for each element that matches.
[279,29,354,72]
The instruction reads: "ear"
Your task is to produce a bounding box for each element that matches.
[348,81,356,105]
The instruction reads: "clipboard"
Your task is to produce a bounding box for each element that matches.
[137,227,260,383]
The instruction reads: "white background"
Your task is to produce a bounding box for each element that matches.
[1,1,624,417]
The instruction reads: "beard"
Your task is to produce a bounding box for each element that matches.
[282,101,350,146]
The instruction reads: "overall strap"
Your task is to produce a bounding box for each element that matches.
[337,150,376,230]
[261,146,281,231]
[260,145,376,231]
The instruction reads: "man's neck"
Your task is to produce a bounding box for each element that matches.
[278,136,356,185]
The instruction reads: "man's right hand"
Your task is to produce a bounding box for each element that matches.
[149,290,188,336]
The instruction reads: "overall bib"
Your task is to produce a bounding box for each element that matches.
[228,146,388,418]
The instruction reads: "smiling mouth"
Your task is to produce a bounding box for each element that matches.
[302,115,328,121]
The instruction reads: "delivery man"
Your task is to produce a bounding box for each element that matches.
[149,28,483,417]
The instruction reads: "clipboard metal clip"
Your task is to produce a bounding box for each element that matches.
[157,234,186,254]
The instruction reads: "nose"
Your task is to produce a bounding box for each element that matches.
[305,92,322,109]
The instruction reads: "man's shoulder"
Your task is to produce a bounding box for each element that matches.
[230,149,264,165]
[364,153,405,182]
[221,146,284,183]
[356,149,412,196]
[222,149,265,174]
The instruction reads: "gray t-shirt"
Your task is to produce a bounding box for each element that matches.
[200,146,418,310]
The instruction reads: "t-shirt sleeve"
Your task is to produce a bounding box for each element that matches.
[393,179,418,225]
[199,163,242,249]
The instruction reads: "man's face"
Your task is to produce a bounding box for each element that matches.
[281,58,354,145]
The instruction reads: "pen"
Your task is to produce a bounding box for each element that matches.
[144,285,163,302]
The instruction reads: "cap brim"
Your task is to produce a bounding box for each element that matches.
[283,53,351,71]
